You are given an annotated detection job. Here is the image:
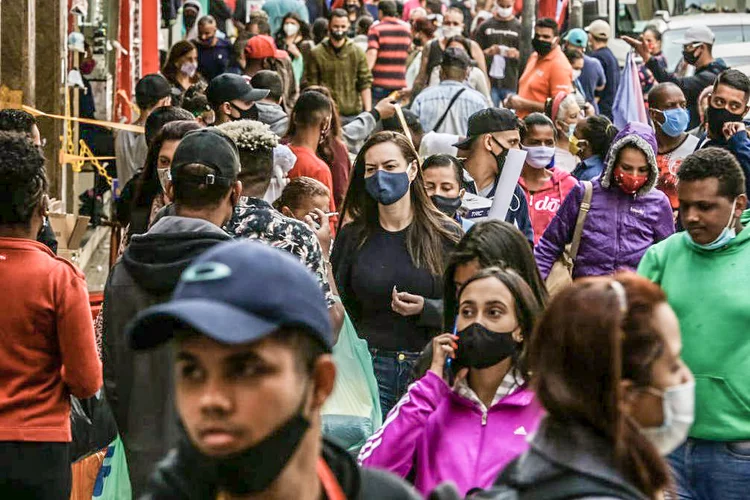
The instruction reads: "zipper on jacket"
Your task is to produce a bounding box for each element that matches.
[481,411,487,426]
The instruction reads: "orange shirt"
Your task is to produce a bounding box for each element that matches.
[517,46,573,118]
[288,145,339,232]
[0,238,102,442]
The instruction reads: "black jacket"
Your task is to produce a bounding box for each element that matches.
[141,438,421,500]
[102,216,231,497]
[430,417,649,500]
[647,57,727,130]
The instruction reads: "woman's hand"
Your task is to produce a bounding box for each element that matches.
[429,333,459,379]
[304,208,332,257]
[287,42,301,59]
[391,287,425,316]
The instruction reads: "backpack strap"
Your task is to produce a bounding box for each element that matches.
[432,88,467,132]
[568,180,593,262]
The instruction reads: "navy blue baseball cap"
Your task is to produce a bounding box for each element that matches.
[126,241,333,351]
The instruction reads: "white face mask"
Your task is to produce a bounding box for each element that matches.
[639,380,695,456]
[283,23,300,37]
[441,26,463,39]
[157,168,171,192]
[572,69,582,80]
[495,6,513,18]
[522,145,556,169]
[180,62,198,77]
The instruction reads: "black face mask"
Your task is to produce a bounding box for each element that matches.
[230,102,259,121]
[454,323,519,369]
[176,392,311,496]
[346,4,359,12]
[431,194,462,217]
[532,37,553,57]
[682,46,700,66]
[413,37,424,47]
[706,105,745,139]
[330,30,347,41]
[489,136,509,174]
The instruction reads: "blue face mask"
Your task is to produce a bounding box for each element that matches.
[364,164,414,205]
[684,199,738,251]
[655,107,690,138]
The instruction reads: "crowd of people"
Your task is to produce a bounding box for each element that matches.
[1,0,749,498]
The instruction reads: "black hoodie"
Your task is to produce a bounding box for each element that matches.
[102,216,231,498]
[142,438,421,500]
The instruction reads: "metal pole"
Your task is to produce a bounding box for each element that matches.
[520,0,536,66]
[569,0,584,29]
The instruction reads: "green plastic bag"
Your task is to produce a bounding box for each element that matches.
[92,435,131,499]
[322,311,382,454]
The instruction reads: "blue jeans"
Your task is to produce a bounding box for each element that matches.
[491,87,513,107]
[668,438,750,499]
[370,349,420,419]
[371,86,395,104]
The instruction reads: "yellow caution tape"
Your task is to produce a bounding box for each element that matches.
[22,105,145,133]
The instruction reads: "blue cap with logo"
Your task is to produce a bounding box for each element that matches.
[565,29,588,49]
[126,241,333,352]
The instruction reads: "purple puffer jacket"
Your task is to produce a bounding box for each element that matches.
[357,371,543,496]
[535,122,675,278]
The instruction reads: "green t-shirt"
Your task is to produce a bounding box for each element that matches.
[638,210,750,441]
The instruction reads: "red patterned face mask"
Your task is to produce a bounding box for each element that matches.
[614,166,648,195]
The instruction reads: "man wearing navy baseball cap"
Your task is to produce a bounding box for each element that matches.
[126,241,419,499]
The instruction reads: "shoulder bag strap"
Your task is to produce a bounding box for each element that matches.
[432,88,466,132]
[568,180,593,261]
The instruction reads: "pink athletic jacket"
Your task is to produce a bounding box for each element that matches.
[357,371,543,496]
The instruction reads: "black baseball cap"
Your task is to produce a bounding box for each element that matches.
[127,241,333,352]
[442,47,471,70]
[453,108,520,150]
[135,74,181,102]
[206,74,269,108]
[170,128,241,186]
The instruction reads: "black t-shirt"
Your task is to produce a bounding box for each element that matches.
[474,16,522,91]
[332,222,455,352]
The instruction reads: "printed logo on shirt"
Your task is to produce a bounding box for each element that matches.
[534,196,561,213]
[630,207,645,217]
[514,426,527,436]
[484,29,519,37]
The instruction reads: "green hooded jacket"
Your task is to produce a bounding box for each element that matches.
[638,209,750,441]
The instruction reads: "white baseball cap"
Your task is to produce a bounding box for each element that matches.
[585,19,611,40]
[673,25,715,46]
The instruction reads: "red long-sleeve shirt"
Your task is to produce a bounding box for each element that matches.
[0,238,102,442]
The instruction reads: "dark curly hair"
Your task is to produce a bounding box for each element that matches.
[0,109,37,134]
[678,147,746,199]
[0,132,47,226]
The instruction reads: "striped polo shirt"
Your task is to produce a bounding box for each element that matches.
[367,17,412,90]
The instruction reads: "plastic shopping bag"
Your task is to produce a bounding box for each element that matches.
[70,390,118,463]
[92,435,132,499]
[322,311,381,454]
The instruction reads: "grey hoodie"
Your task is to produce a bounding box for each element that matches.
[102,216,230,497]
[255,101,289,137]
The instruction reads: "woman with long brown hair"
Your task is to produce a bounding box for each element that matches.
[300,85,352,207]
[331,131,461,416]
[162,41,201,96]
[492,272,694,499]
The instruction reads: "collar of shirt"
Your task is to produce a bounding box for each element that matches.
[455,369,524,412]
[238,196,273,210]
[438,80,467,88]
